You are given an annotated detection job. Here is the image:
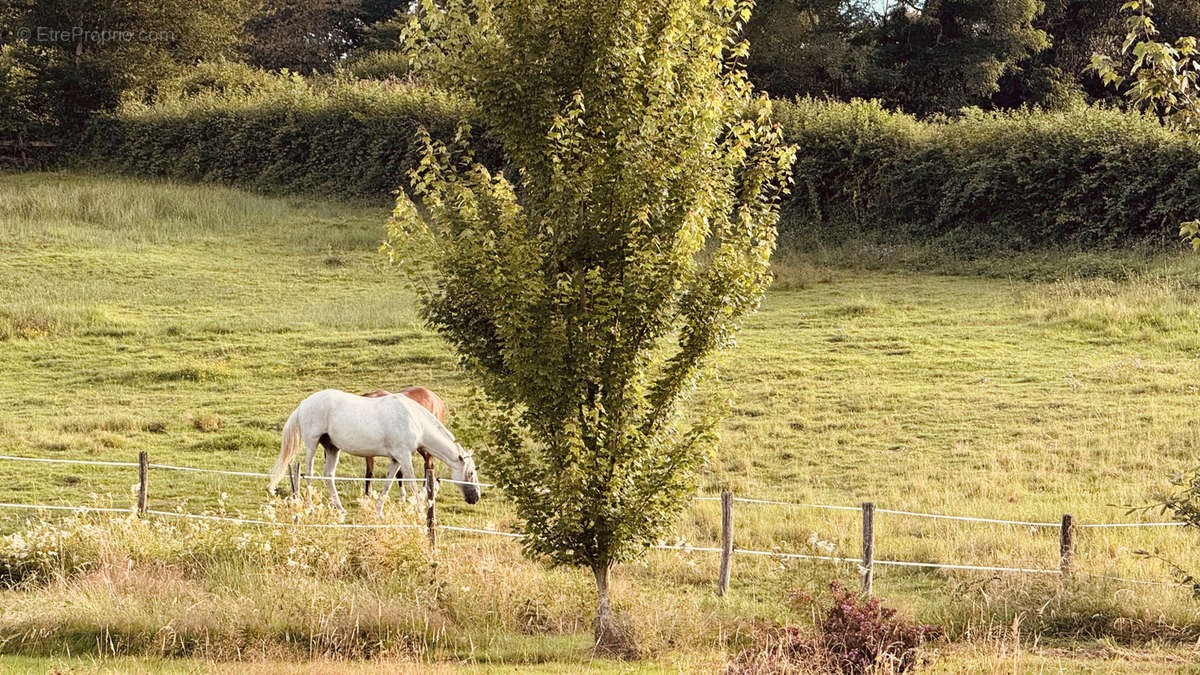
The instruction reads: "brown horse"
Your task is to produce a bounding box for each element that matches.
[360,387,446,496]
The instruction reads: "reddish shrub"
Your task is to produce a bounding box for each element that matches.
[730,581,942,674]
[818,580,941,673]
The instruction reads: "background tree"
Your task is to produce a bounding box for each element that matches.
[1091,0,1200,132]
[743,0,876,100]
[871,0,1049,115]
[0,45,46,138]
[386,0,794,651]
[741,0,1050,115]
[242,0,359,72]
[993,0,1124,110]
[2,0,255,133]
[241,0,407,72]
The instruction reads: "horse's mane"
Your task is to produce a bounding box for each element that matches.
[392,392,459,445]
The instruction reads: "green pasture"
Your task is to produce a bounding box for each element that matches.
[2,171,1200,669]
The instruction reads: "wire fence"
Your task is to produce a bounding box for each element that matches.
[0,453,1191,593]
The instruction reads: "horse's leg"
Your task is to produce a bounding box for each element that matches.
[398,451,416,501]
[376,459,404,516]
[363,456,374,497]
[302,433,319,481]
[323,445,344,511]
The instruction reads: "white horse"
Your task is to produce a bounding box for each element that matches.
[267,389,480,513]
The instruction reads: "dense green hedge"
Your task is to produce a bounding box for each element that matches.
[775,99,1200,249]
[80,76,498,200]
[77,78,1200,247]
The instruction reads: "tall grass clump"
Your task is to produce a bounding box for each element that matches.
[0,172,293,246]
[932,577,1200,646]
[0,492,431,590]
[1023,275,1200,346]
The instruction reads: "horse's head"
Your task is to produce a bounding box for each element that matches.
[451,444,481,504]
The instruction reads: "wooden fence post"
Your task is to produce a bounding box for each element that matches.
[137,451,148,514]
[289,462,299,495]
[861,502,876,595]
[425,457,437,549]
[718,490,734,597]
[1060,514,1074,578]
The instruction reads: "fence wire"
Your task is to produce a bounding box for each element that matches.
[0,453,1192,590]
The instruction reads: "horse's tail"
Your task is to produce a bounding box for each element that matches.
[268,406,303,493]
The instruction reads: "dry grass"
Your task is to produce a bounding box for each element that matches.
[0,506,736,668]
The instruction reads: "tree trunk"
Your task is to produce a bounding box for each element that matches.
[593,562,615,648]
[592,562,637,657]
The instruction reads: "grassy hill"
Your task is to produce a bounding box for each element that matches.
[2,171,1199,671]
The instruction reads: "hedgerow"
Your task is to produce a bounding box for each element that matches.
[775,98,1200,249]
[72,73,1200,247]
[78,70,500,200]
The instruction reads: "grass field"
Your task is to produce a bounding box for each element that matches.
[2,171,1200,671]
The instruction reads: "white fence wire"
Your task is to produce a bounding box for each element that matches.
[0,454,1180,527]
[0,452,1191,590]
[0,454,488,487]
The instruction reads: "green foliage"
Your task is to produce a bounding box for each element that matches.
[743,0,877,100]
[1090,0,1200,132]
[3,0,256,133]
[152,59,308,100]
[775,97,1200,249]
[743,0,1049,115]
[872,0,1049,116]
[0,45,49,138]
[74,83,1200,249]
[385,0,794,634]
[1089,2,1200,254]
[241,0,409,73]
[79,76,497,200]
[992,0,1125,110]
[1142,467,1200,597]
[341,50,411,81]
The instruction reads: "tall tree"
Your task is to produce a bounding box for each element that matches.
[3,0,255,132]
[996,0,1200,110]
[743,0,877,99]
[993,0,1123,109]
[243,0,356,72]
[1092,0,1200,132]
[242,0,407,72]
[388,0,794,650]
[872,0,1049,115]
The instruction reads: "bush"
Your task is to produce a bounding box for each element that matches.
[775,98,1200,250]
[151,60,309,101]
[731,580,942,674]
[341,51,412,81]
[72,81,1200,248]
[78,75,501,201]
[0,45,48,139]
